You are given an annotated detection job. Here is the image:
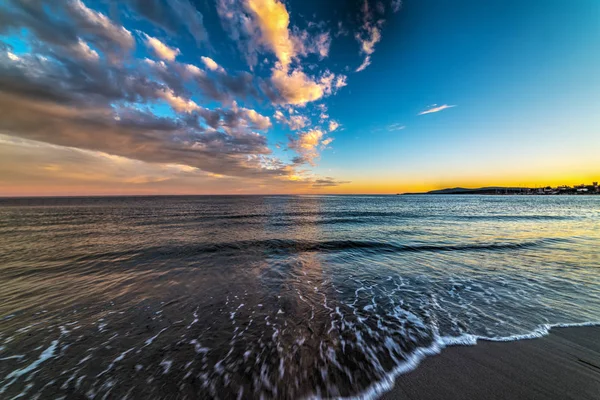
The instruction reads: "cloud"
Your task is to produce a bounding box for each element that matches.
[237,105,272,130]
[142,33,180,61]
[391,0,403,13]
[335,21,349,38]
[242,0,295,68]
[166,0,210,47]
[0,0,346,191]
[68,0,135,52]
[355,0,383,72]
[388,123,405,131]
[292,29,332,60]
[334,75,347,89]
[70,38,99,62]
[215,0,345,109]
[356,56,371,72]
[418,104,456,115]
[124,0,210,47]
[321,137,334,147]
[312,177,351,188]
[289,129,327,165]
[264,66,345,106]
[274,110,309,130]
[201,56,225,73]
[0,0,134,61]
[158,88,200,113]
[143,58,258,104]
[328,121,340,132]
[357,25,382,56]
[314,32,331,58]
[0,46,286,181]
[6,51,20,61]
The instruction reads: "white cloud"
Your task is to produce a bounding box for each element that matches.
[334,75,347,89]
[268,66,341,106]
[355,56,371,72]
[158,89,200,113]
[68,0,135,51]
[387,123,405,131]
[418,104,456,115]
[201,56,225,73]
[355,0,383,72]
[71,38,99,61]
[321,137,334,147]
[243,0,295,68]
[289,128,325,165]
[328,121,339,132]
[274,110,309,130]
[184,63,205,77]
[6,51,20,61]
[142,33,180,61]
[242,108,272,130]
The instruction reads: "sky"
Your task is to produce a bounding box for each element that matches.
[0,0,598,196]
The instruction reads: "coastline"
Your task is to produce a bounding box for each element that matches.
[379,326,600,400]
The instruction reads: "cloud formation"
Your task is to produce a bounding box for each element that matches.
[265,67,343,106]
[274,110,309,130]
[243,0,296,68]
[288,128,330,165]
[418,104,456,115]
[388,123,405,131]
[355,0,383,72]
[216,0,345,106]
[124,0,210,47]
[142,33,181,61]
[0,0,366,192]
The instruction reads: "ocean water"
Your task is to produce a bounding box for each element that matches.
[0,195,599,399]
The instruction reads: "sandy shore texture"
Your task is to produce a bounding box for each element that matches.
[381,326,600,400]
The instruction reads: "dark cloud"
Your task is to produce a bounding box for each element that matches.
[0,45,280,180]
[0,0,136,63]
[0,88,282,179]
[0,48,163,107]
[166,0,210,47]
[312,177,352,187]
[124,0,210,48]
[143,59,259,105]
[124,0,178,32]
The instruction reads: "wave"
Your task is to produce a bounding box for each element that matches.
[339,321,600,400]
[19,238,567,269]
[145,237,567,256]
[453,215,576,221]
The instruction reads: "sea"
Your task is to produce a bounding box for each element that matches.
[1,195,599,399]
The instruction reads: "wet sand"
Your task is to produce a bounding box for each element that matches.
[381,326,600,400]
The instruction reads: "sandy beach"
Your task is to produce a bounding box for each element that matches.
[381,326,600,400]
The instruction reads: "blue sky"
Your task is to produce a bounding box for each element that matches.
[0,0,598,195]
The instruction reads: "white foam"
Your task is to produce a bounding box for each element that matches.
[0,355,25,361]
[1,339,59,395]
[5,340,58,380]
[96,348,135,377]
[160,359,172,374]
[331,321,600,400]
[187,307,199,329]
[143,327,168,347]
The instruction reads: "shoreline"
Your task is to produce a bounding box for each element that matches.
[378,325,600,400]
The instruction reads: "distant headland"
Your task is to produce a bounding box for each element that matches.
[403,182,600,195]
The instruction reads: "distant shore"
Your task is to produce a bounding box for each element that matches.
[380,326,600,400]
[403,184,600,195]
